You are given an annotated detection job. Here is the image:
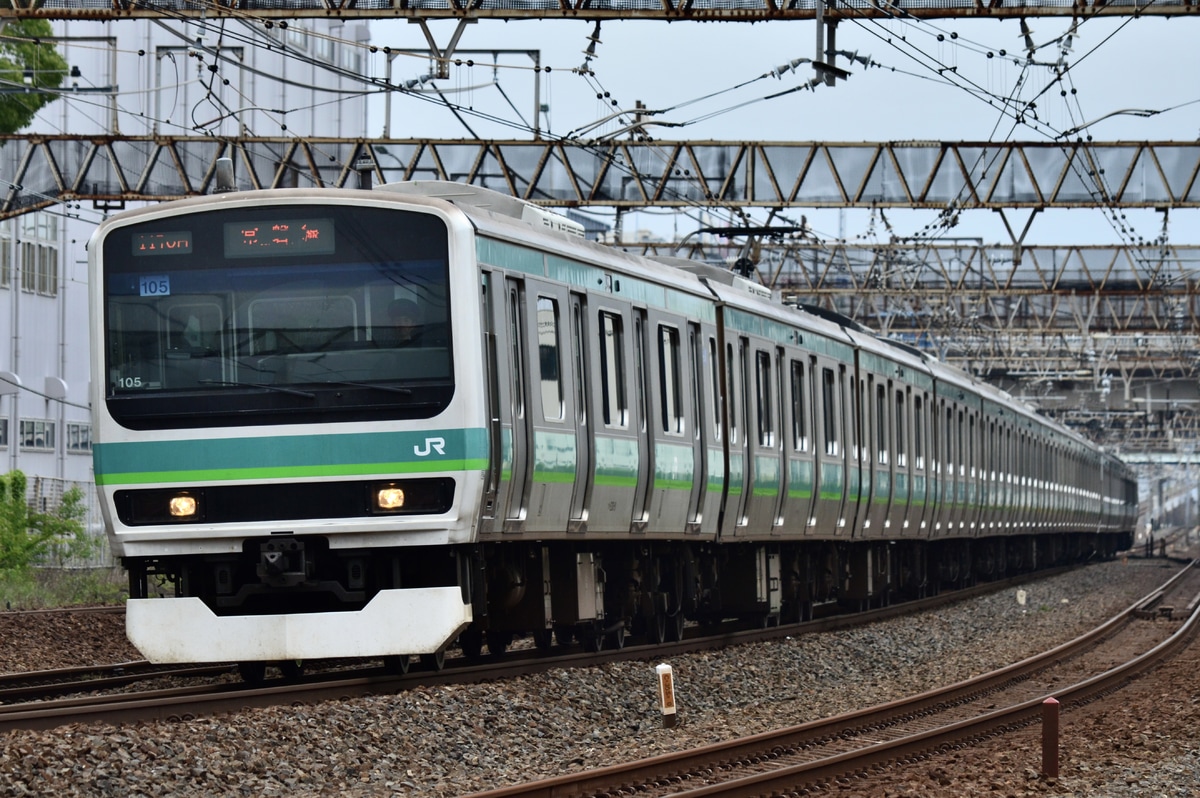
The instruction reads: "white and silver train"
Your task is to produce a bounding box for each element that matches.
[89,176,1137,672]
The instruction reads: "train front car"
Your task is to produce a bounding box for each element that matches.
[89,189,485,670]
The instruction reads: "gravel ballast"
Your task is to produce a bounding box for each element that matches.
[0,559,1195,797]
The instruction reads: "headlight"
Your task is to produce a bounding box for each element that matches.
[168,493,198,518]
[375,486,406,511]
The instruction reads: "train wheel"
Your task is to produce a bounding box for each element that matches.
[606,624,626,651]
[581,623,605,653]
[665,610,686,642]
[486,630,512,657]
[420,650,446,671]
[532,629,553,651]
[279,660,304,680]
[459,628,484,660]
[647,611,668,645]
[553,624,576,646]
[383,655,410,675]
[237,662,267,684]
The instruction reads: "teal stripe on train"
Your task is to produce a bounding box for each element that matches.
[93,428,490,486]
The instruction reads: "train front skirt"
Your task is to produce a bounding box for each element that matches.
[125,587,472,663]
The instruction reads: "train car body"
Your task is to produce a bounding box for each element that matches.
[89,180,1138,667]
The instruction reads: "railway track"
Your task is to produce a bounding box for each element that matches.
[463,559,1200,798]
[0,562,1182,734]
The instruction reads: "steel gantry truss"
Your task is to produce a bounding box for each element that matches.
[645,238,1200,453]
[5,136,1200,217]
[7,0,1199,21]
[12,133,1200,453]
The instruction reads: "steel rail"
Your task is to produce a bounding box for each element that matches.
[461,559,1198,798]
[0,563,1090,731]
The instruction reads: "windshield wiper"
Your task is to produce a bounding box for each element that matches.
[324,380,414,396]
[197,379,317,399]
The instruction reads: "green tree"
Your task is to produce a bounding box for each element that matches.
[0,18,67,134]
[0,470,93,573]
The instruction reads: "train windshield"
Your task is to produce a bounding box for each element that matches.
[101,203,453,430]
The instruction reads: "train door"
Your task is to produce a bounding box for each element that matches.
[520,280,586,536]
[481,274,531,533]
[700,331,725,536]
[811,358,850,535]
[930,396,951,538]
[740,343,784,537]
[587,301,642,533]
[862,374,893,539]
[631,309,653,531]
[685,323,710,534]
[780,355,817,535]
[911,391,931,535]
[966,408,982,535]
[568,294,592,530]
[890,384,913,536]
[720,336,751,535]
[644,310,701,536]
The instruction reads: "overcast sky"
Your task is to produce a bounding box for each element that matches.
[364,15,1200,246]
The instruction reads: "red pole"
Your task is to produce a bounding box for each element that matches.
[1042,697,1060,778]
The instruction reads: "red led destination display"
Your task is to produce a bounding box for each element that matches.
[224,218,335,258]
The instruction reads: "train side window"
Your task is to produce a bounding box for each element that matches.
[895,389,907,468]
[599,311,627,429]
[508,288,525,420]
[966,412,975,478]
[790,360,808,452]
[634,316,648,433]
[945,405,954,481]
[913,395,924,470]
[875,383,888,466]
[821,367,839,456]
[708,337,721,442]
[688,327,702,442]
[658,325,684,435]
[537,297,563,421]
[726,342,739,445]
[755,350,773,447]
[573,302,586,427]
[957,410,965,477]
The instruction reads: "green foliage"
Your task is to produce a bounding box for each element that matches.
[0,567,126,609]
[0,470,95,574]
[0,19,68,134]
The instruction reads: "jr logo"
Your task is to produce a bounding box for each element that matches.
[414,437,446,457]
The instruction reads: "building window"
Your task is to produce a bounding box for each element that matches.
[66,423,91,453]
[314,34,334,63]
[0,235,10,288]
[0,418,8,447]
[288,25,309,51]
[17,213,58,296]
[19,419,55,451]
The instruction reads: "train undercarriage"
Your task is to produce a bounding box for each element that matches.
[467,531,1132,655]
[124,529,1131,673]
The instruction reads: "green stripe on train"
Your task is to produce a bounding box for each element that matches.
[93,428,489,486]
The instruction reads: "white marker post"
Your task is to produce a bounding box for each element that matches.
[656,663,677,728]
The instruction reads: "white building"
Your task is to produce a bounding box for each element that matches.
[3,18,370,526]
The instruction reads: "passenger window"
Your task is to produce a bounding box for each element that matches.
[599,311,627,429]
[876,383,888,466]
[756,350,773,447]
[790,360,808,452]
[822,367,838,456]
[658,325,684,435]
[537,297,563,421]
